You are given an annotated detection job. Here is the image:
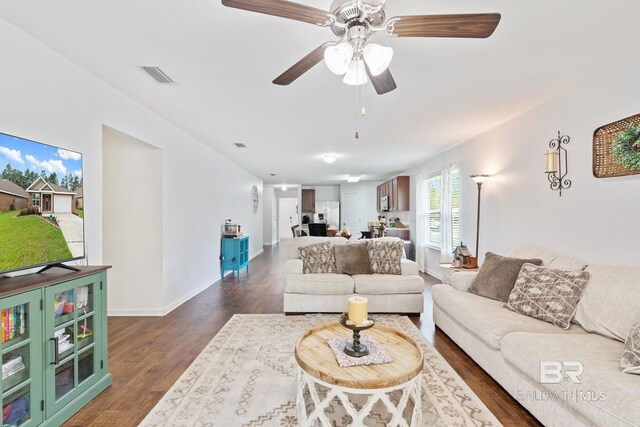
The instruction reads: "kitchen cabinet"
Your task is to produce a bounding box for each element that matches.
[377,176,410,212]
[301,189,315,213]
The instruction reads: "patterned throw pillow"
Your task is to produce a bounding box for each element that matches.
[367,240,403,275]
[505,264,590,329]
[621,321,640,375]
[298,242,336,274]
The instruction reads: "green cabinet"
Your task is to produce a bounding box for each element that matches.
[0,289,43,427]
[0,268,111,427]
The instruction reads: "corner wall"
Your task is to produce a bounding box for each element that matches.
[405,51,640,273]
[0,17,263,315]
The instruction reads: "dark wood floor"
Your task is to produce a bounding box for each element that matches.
[64,241,542,426]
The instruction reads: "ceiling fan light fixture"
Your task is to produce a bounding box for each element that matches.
[343,59,368,86]
[323,43,353,75]
[363,43,393,76]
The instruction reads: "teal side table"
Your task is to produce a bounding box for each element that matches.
[220,236,249,279]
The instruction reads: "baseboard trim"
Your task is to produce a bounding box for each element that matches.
[250,248,264,260]
[426,268,443,280]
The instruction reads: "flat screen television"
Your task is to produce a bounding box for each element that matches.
[0,131,84,274]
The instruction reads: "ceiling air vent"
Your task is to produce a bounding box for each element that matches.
[234,143,247,148]
[139,66,176,84]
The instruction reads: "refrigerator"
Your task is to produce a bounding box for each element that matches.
[315,202,340,229]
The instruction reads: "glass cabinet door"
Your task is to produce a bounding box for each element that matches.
[44,276,101,417]
[0,290,42,427]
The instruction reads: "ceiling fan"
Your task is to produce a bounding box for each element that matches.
[221,0,501,95]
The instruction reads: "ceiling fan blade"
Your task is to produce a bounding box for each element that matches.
[221,0,331,26]
[366,66,397,95]
[273,44,329,86]
[388,13,501,38]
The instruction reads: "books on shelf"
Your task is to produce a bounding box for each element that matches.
[1,305,26,344]
[2,355,25,380]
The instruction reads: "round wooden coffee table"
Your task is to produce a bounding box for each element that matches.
[294,322,424,426]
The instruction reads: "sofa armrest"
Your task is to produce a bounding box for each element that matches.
[450,271,478,292]
[400,259,419,276]
[286,259,303,275]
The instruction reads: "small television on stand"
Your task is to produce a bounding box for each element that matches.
[0,131,85,276]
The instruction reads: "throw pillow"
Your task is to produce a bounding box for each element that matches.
[334,243,372,275]
[621,321,640,375]
[505,264,591,329]
[367,240,403,275]
[469,252,543,302]
[298,242,337,274]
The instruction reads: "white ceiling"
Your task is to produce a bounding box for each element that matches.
[1,1,640,185]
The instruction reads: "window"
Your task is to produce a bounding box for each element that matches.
[451,169,460,250]
[32,193,40,206]
[422,168,460,251]
[425,176,442,248]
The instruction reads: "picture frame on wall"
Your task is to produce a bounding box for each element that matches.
[593,113,640,178]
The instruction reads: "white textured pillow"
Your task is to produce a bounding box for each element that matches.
[574,265,640,342]
[621,321,640,375]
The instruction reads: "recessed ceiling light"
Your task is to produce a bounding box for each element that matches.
[234,142,247,148]
[270,173,276,176]
[347,175,361,183]
[281,185,288,191]
[323,154,336,164]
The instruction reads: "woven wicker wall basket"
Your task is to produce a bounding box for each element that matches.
[593,113,640,178]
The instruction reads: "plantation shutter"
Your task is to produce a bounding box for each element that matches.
[451,169,460,250]
[426,176,442,249]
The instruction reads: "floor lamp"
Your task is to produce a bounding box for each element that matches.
[470,175,491,258]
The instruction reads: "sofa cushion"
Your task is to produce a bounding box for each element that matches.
[353,274,424,295]
[299,242,337,274]
[508,244,558,266]
[334,243,372,275]
[547,255,588,271]
[469,252,543,302]
[367,240,403,275]
[400,259,419,276]
[621,321,640,375]
[574,265,640,342]
[285,274,354,295]
[501,332,640,426]
[288,236,348,259]
[431,285,586,350]
[285,259,303,275]
[505,264,591,329]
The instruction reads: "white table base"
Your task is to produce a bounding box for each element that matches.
[296,367,422,427]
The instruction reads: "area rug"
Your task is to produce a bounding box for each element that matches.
[139,314,501,426]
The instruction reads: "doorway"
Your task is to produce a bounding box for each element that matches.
[278,198,298,240]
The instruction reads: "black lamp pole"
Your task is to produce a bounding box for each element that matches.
[470,175,490,258]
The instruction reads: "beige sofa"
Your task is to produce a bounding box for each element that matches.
[283,237,424,314]
[432,244,640,427]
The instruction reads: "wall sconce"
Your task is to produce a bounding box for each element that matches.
[545,131,572,196]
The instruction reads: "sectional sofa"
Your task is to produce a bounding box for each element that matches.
[432,244,640,427]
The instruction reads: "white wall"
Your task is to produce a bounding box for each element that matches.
[405,51,640,276]
[301,185,340,204]
[103,128,163,313]
[0,17,263,315]
[262,186,277,245]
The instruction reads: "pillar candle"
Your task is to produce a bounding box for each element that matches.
[348,296,368,325]
[545,150,559,173]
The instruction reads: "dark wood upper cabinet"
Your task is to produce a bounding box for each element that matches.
[301,189,315,213]
[377,176,410,212]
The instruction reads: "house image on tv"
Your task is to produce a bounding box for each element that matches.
[26,177,77,214]
[0,179,29,212]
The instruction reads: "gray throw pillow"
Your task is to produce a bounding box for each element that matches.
[367,240,403,275]
[505,264,590,329]
[298,241,336,274]
[334,243,372,275]
[469,252,543,302]
[621,321,640,375]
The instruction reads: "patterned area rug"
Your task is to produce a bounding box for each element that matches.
[139,314,501,426]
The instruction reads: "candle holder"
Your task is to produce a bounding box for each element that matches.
[339,313,375,357]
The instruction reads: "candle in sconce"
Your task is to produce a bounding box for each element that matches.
[545,150,559,174]
[348,296,368,325]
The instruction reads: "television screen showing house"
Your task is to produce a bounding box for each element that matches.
[0,132,84,273]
